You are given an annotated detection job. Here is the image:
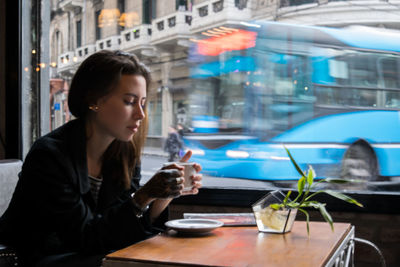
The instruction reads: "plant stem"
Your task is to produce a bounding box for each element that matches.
[299,179,312,206]
[305,190,324,201]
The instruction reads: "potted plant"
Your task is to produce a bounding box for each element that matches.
[252,147,363,234]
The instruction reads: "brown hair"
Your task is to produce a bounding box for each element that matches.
[68,50,150,189]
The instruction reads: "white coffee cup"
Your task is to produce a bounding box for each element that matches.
[163,162,196,191]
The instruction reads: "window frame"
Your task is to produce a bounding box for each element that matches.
[4,0,398,215]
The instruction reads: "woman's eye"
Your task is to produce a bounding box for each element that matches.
[124,100,135,105]
[124,98,146,108]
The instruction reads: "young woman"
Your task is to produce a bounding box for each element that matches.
[0,50,202,267]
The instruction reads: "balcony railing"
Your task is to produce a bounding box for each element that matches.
[151,11,192,44]
[75,44,96,62]
[57,51,76,72]
[120,24,153,52]
[191,0,251,32]
[95,35,121,51]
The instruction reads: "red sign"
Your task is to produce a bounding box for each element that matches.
[197,29,257,56]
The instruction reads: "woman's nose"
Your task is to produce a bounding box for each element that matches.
[134,104,145,120]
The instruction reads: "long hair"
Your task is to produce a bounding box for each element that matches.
[68,50,150,189]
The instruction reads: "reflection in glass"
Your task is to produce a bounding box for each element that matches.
[184,22,400,193]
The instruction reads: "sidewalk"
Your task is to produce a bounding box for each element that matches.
[143,146,168,158]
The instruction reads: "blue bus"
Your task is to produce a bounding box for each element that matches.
[183,21,400,187]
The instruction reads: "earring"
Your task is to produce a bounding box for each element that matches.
[89,105,99,112]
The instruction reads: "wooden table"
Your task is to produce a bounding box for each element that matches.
[103,221,354,267]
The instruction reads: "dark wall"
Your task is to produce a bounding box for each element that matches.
[0,0,5,159]
[1,0,21,159]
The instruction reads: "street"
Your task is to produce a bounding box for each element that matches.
[140,154,400,192]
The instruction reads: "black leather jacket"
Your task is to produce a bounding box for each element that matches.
[0,118,167,265]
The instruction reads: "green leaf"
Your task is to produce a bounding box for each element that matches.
[307,165,315,186]
[283,190,292,206]
[299,208,310,236]
[286,202,299,209]
[269,203,281,210]
[284,146,305,177]
[318,204,334,232]
[300,201,320,209]
[323,178,348,184]
[297,176,306,195]
[324,190,364,207]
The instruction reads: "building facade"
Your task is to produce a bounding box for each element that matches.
[49,0,400,146]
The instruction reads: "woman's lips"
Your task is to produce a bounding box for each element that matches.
[127,126,138,133]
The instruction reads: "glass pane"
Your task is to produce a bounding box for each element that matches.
[40,0,400,196]
[380,56,400,89]
[148,100,162,136]
[184,22,400,194]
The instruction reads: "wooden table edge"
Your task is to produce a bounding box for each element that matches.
[321,223,353,266]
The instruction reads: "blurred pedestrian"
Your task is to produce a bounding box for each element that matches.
[177,123,184,138]
[164,125,184,162]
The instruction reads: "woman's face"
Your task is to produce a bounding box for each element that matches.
[93,74,147,142]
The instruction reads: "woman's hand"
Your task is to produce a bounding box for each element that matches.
[140,166,185,200]
[137,150,202,207]
[139,150,203,222]
[179,150,203,196]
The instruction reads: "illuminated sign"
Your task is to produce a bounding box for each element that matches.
[196,28,257,56]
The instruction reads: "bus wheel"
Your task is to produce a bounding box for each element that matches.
[340,142,378,186]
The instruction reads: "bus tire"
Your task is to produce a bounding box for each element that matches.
[340,141,378,185]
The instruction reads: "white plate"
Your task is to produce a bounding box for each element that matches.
[165,219,224,233]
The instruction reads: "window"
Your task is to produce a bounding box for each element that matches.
[2,0,399,211]
[143,0,156,24]
[56,31,61,57]
[379,56,400,89]
[95,9,102,40]
[117,0,125,33]
[76,20,82,48]
[2,4,399,267]
[176,0,193,11]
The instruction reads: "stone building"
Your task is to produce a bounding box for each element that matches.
[49,0,400,147]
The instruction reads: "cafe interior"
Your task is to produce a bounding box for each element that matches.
[1,0,400,266]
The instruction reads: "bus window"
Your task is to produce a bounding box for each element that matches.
[255,53,314,133]
[379,56,400,89]
[347,53,379,88]
[380,56,400,108]
[385,92,400,108]
[217,72,245,130]
[328,59,348,80]
[315,51,385,108]
[190,78,216,117]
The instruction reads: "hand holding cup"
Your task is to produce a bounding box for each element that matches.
[163,150,202,196]
[141,167,185,199]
